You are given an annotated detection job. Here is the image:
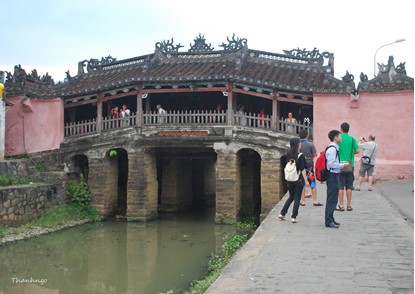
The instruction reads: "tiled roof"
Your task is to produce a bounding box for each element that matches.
[4,36,412,99]
[55,48,353,99]
[357,56,414,92]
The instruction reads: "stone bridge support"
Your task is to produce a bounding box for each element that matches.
[260,152,283,221]
[214,143,241,224]
[126,147,158,221]
[88,153,119,217]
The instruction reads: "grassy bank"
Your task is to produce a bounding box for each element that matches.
[0,177,99,239]
[0,204,99,239]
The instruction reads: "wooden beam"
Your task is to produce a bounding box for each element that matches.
[64,98,98,108]
[276,96,313,105]
[232,88,274,100]
[141,87,227,94]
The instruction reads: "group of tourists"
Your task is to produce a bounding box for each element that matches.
[279,122,378,228]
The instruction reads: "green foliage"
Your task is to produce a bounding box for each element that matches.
[222,234,248,257]
[65,176,92,210]
[0,175,39,187]
[34,163,47,172]
[0,226,5,238]
[28,204,99,228]
[109,149,118,158]
[234,215,256,231]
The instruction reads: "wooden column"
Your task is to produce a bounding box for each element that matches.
[271,91,278,132]
[145,94,151,114]
[227,81,234,125]
[96,93,103,134]
[136,84,142,127]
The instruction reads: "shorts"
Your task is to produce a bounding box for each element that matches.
[359,163,374,177]
[339,169,354,190]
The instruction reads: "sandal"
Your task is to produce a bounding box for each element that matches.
[300,202,306,206]
[335,205,344,211]
[355,187,361,191]
[368,187,372,191]
[313,203,324,206]
[347,206,353,211]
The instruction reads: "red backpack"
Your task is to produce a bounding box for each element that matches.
[315,145,337,182]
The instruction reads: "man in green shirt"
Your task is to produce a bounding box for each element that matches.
[336,122,359,211]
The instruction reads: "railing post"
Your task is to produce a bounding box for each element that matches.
[136,84,143,127]
[271,95,278,132]
[226,81,234,125]
[96,94,102,134]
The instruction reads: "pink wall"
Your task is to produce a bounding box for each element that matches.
[313,90,414,180]
[5,96,64,156]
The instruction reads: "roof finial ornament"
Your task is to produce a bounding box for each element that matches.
[155,38,184,54]
[188,33,214,53]
[341,71,354,84]
[219,33,247,52]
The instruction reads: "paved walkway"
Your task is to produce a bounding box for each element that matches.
[206,180,414,294]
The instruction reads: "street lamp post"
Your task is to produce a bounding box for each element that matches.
[374,39,406,77]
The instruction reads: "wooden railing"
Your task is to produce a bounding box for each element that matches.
[143,110,227,125]
[64,118,97,137]
[64,110,310,137]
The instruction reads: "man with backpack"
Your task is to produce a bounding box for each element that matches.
[325,130,350,228]
[299,129,323,207]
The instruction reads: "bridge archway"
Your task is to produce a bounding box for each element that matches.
[107,148,129,217]
[237,149,261,222]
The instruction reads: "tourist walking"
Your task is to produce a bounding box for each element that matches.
[325,130,349,228]
[279,137,308,223]
[298,130,323,207]
[336,122,359,212]
[356,135,378,191]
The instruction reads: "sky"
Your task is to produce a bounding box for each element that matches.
[1,0,413,83]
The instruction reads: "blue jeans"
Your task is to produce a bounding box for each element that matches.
[325,172,340,225]
[281,181,303,218]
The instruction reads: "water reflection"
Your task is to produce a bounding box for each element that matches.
[0,210,237,294]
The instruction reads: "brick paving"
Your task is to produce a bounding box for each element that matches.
[206,181,414,294]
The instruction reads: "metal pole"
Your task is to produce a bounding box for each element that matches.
[373,39,406,77]
[0,74,5,160]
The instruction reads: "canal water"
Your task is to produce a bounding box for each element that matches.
[0,209,239,294]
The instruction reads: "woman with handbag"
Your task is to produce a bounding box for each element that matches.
[356,135,378,191]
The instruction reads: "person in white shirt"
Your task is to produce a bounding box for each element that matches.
[285,112,297,134]
[156,104,166,124]
[356,135,378,191]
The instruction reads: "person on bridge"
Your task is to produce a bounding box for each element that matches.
[156,104,166,124]
[279,137,309,223]
[299,129,323,207]
[285,112,298,134]
[258,108,266,128]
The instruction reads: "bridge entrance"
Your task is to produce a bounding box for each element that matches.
[156,148,217,214]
